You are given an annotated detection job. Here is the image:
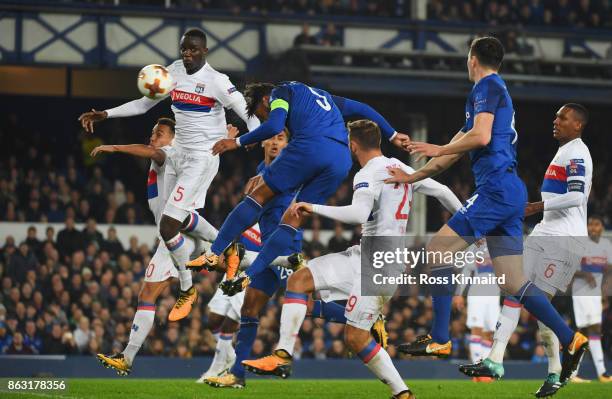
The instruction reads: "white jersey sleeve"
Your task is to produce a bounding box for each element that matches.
[105,96,162,118]
[209,73,261,131]
[402,164,462,214]
[311,167,378,225]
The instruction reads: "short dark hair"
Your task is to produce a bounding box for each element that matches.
[347,120,381,150]
[183,28,207,46]
[156,117,175,134]
[563,103,589,129]
[470,36,504,70]
[244,82,275,118]
[588,214,604,224]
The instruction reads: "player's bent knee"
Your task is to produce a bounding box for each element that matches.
[286,268,314,293]
[159,214,182,241]
[249,182,275,205]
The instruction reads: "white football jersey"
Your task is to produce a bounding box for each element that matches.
[531,138,592,236]
[167,61,244,154]
[572,237,611,296]
[353,156,448,236]
[147,146,174,227]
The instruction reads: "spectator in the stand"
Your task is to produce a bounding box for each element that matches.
[7,243,37,285]
[303,218,325,258]
[115,191,144,224]
[56,217,85,259]
[101,227,123,260]
[73,316,95,352]
[327,222,349,253]
[320,23,341,46]
[293,23,318,47]
[24,226,41,256]
[83,218,104,248]
[555,0,575,25]
[23,320,42,353]
[0,321,11,352]
[575,0,592,27]
[4,332,35,354]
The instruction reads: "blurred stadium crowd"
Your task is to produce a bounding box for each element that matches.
[0,113,610,361]
[69,0,612,29]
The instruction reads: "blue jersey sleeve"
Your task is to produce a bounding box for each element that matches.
[238,109,287,146]
[332,96,397,140]
[473,81,503,115]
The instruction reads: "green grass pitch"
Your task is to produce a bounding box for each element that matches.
[2,379,610,399]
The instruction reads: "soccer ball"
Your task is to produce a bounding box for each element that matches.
[137,64,176,99]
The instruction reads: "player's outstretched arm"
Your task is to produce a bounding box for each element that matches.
[78,96,162,133]
[90,144,166,165]
[300,187,375,225]
[332,95,410,150]
[212,107,287,155]
[408,113,493,158]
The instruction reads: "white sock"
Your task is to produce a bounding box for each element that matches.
[538,321,561,375]
[277,294,308,355]
[489,302,521,363]
[183,212,218,242]
[481,339,493,359]
[207,333,234,374]
[165,233,194,291]
[123,307,155,364]
[361,343,409,395]
[241,250,290,269]
[469,334,482,363]
[589,335,607,377]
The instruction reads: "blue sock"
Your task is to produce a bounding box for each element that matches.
[230,316,259,379]
[211,196,262,255]
[429,266,455,344]
[312,300,347,323]
[517,282,574,346]
[245,224,298,279]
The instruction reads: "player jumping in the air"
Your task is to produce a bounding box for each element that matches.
[241,120,462,399]
[90,118,219,375]
[459,103,594,397]
[194,130,355,387]
[78,28,260,322]
[386,38,589,383]
[571,215,612,383]
[190,81,410,296]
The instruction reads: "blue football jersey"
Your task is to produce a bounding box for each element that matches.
[256,161,303,253]
[462,74,518,188]
[270,81,349,144]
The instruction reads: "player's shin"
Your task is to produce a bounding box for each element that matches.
[277,291,308,355]
[488,298,521,363]
[430,265,455,344]
[245,224,299,279]
[123,302,156,365]
[165,233,192,291]
[538,321,562,375]
[357,338,408,395]
[230,316,259,379]
[469,334,482,363]
[311,300,347,323]
[517,282,574,346]
[183,212,218,242]
[588,335,606,377]
[211,196,262,255]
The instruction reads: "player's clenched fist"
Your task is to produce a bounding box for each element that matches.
[290,202,313,218]
[212,138,239,155]
[78,109,108,133]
